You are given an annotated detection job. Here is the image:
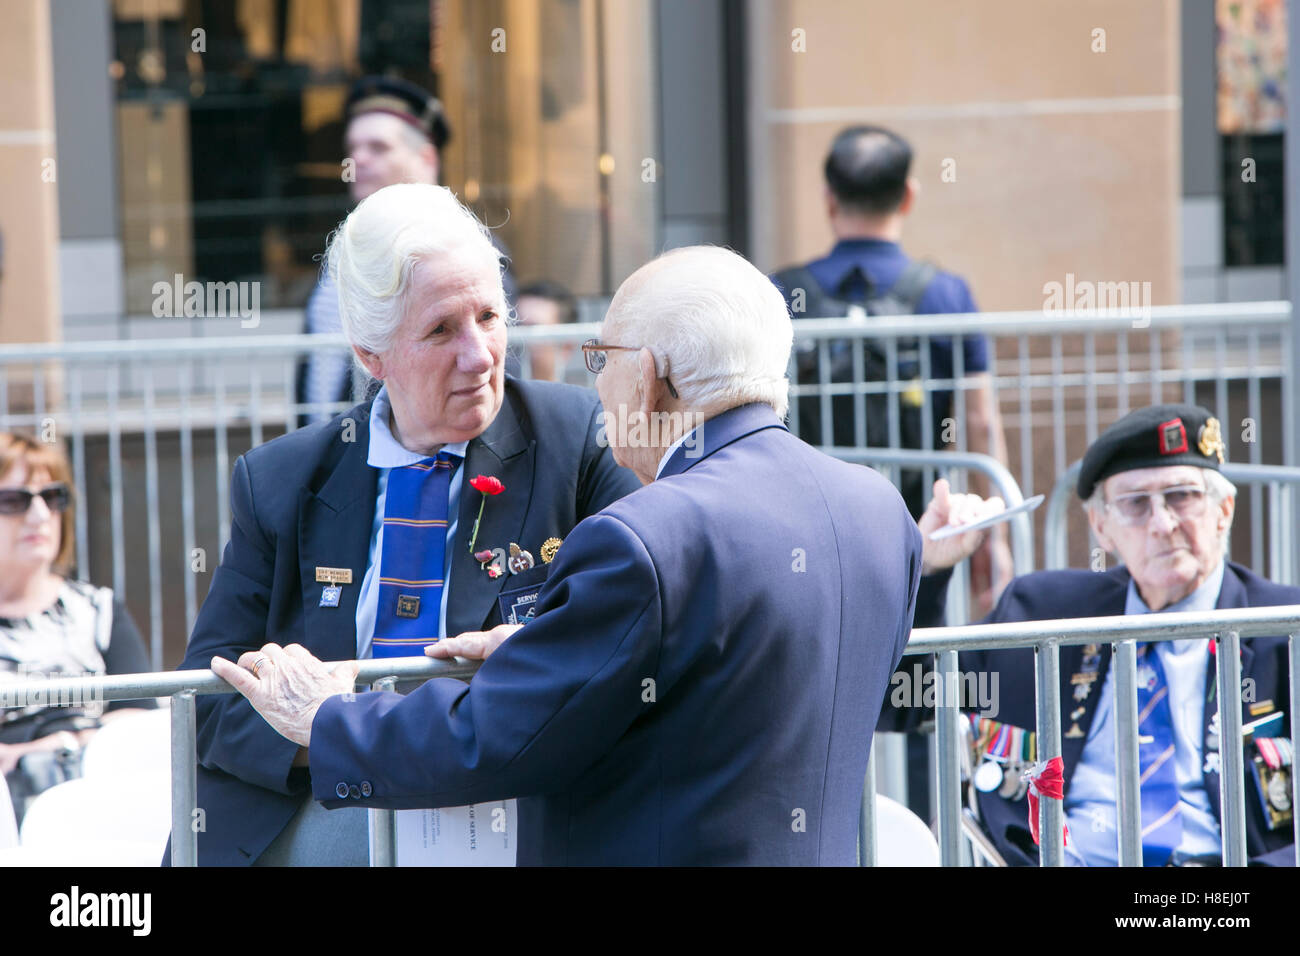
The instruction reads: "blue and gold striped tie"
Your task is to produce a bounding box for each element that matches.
[1135,643,1183,865]
[371,451,460,658]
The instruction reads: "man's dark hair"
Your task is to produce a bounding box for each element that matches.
[823,126,913,216]
[517,280,578,324]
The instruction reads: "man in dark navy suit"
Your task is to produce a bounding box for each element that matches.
[173,184,638,865]
[214,245,924,865]
[917,404,1296,866]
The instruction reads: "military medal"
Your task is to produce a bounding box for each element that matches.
[1249,737,1293,829]
[974,760,1002,793]
[540,537,563,564]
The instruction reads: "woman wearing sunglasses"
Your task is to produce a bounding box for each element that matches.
[0,432,154,824]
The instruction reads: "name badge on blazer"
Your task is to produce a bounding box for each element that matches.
[497,582,542,626]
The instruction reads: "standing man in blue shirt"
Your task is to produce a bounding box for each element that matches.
[772,125,1012,612]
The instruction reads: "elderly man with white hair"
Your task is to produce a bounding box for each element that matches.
[172,184,640,866]
[213,245,925,865]
[916,403,1297,866]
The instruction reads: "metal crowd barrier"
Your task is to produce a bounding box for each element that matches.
[1045,460,1300,586]
[2,606,1297,867]
[0,301,1287,670]
[874,605,1300,868]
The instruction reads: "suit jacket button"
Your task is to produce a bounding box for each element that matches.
[360,781,373,797]
[335,782,349,798]
[349,784,361,799]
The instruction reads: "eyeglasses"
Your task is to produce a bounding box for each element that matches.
[1104,484,1207,526]
[581,339,679,399]
[0,483,71,516]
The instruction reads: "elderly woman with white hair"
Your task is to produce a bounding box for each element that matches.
[210,245,939,865]
[173,183,640,866]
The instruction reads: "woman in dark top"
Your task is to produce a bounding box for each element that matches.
[0,432,154,823]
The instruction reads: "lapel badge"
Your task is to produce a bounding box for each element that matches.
[396,594,421,618]
[320,584,342,607]
[315,566,353,585]
[1073,683,1091,702]
[476,548,507,579]
[508,543,535,574]
[1065,723,1085,739]
[1070,707,1085,721]
[540,537,563,564]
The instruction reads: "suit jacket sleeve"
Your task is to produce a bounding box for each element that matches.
[577,399,642,517]
[310,512,663,808]
[184,454,305,795]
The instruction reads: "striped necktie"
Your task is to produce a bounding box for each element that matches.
[371,450,460,658]
[1135,643,1183,865]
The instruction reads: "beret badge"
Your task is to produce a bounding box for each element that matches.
[1198,417,1226,464]
[1157,418,1187,456]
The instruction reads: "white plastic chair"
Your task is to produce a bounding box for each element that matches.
[0,840,164,867]
[81,709,171,779]
[19,772,171,859]
[872,793,940,866]
[0,781,18,850]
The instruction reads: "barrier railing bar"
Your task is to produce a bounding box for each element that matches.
[1291,633,1300,860]
[936,649,962,865]
[858,739,877,867]
[827,448,1033,576]
[170,689,197,867]
[1035,638,1065,866]
[369,675,399,867]
[1216,629,1248,867]
[1112,640,1142,866]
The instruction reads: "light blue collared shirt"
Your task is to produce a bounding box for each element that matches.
[354,385,469,657]
[1064,561,1225,865]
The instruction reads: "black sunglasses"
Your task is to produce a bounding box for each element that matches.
[0,483,71,516]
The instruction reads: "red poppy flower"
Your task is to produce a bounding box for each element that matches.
[470,475,505,496]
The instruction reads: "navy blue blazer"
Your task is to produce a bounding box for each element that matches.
[308,403,923,865]
[919,562,1297,866]
[171,377,641,865]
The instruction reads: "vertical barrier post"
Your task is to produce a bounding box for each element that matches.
[170,689,198,867]
[1112,641,1142,866]
[1035,640,1064,866]
[1290,633,1300,863]
[369,676,398,867]
[935,650,962,865]
[1216,630,1248,866]
[859,738,877,867]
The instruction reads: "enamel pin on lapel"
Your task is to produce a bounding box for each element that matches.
[540,537,563,564]
[508,543,535,574]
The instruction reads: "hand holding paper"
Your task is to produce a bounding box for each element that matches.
[918,479,1008,575]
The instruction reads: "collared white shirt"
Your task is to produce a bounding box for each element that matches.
[1064,560,1225,865]
[354,384,469,657]
[655,426,702,480]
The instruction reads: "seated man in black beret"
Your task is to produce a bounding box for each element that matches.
[917,403,1296,866]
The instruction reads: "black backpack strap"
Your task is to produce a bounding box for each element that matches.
[771,265,855,318]
[882,260,939,312]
